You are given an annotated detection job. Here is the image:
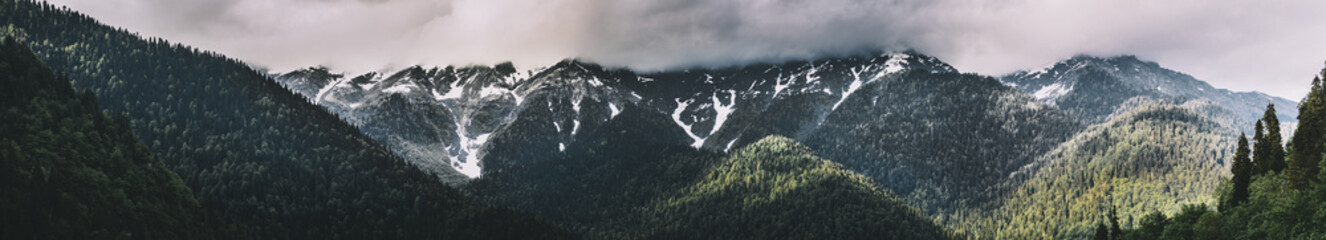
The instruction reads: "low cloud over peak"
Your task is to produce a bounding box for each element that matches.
[46,0,1326,99]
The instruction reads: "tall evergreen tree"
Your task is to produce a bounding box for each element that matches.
[1261,104,1287,173]
[1289,69,1326,189]
[1109,204,1123,239]
[1253,120,1269,174]
[1228,133,1252,209]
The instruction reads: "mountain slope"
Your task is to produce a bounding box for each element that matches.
[0,38,231,239]
[0,1,570,239]
[964,102,1235,239]
[803,70,1081,217]
[1002,55,1297,127]
[466,106,715,238]
[467,107,954,239]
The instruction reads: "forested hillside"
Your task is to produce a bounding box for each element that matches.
[804,70,1081,217]
[963,102,1234,239]
[0,1,569,239]
[0,37,233,240]
[1091,66,1326,240]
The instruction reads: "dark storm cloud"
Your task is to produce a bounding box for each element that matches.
[44,0,1326,99]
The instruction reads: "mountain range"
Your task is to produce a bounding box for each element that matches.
[3,0,1313,238]
[275,41,1297,237]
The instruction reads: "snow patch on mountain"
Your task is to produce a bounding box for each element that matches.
[883,53,910,74]
[672,98,706,148]
[608,102,622,118]
[710,91,738,137]
[772,73,792,98]
[448,122,489,178]
[382,83,415,94]
[1033,82,1073,103]
[836,65,877,111]
[315,76,351,104]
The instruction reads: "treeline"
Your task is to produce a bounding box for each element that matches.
[1091,66,1326,240]
[0,1,570,239]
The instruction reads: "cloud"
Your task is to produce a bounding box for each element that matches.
[43,0,1326,99]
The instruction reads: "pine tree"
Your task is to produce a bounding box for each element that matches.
[1109,204,1122,239]
[1289,69,1326,189]
[1093,221,1110,240]
[1261,104,1286,173]
[1228,133,1252,209]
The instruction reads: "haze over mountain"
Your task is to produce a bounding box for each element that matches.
[44,0,1326,99]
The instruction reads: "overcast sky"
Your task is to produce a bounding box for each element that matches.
[44,0,1326,99]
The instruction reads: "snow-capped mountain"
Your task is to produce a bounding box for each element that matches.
[274,52,970,183]
[1002,55,1298,128]
[276,52,1089,218]
[278,64,532,182]
[628,52,959,151]
[276,52,1293,221]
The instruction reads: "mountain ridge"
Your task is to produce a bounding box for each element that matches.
[278,52,1089,226]
[1002,54,1297,128]
[273,51,964,181]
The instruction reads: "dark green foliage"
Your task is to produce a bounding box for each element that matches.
[1225,134,1252,210]
[1111,205,1123,238]
[1135,211,1168,239]
[1159,204,1209,240]
[1255,104,1287,174]
[1094,222,1110,240]
[0,38,230,239]
[0,1,570,239]
[469,107,720,238]
[1289,72,1326,189]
